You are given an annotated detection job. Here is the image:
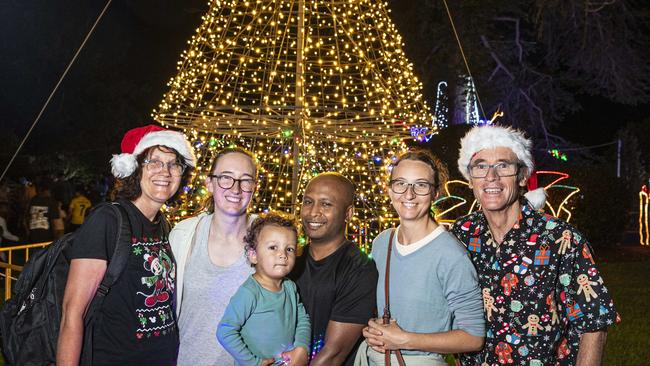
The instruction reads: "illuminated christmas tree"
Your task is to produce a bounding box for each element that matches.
[153,0,433,247]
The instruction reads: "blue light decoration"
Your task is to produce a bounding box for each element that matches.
[433,81,449,128]
[410,81,448,142]
[410,125,431,142]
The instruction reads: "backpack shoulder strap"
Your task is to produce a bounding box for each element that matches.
[80,202,132,364]
[96,202,132,296]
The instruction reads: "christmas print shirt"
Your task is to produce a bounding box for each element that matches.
[69,200,178,365]
[452,202,619,366]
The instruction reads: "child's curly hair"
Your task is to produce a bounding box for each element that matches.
[244,212,300,255]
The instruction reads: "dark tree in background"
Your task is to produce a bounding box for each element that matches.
[390,0,650,246]
[389,0,650,148]
[2,0,648,176]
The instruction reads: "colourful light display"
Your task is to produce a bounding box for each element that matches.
[410,81,449,142]
[549,149,568,161]
[433,179,476,225]
[640,185,649,246]
[433,171,580,224]
[153,0,434,243]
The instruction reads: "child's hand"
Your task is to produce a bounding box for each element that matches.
[260,358,276,366]
[281,346,309,366]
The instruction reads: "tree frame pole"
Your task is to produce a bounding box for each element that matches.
[291,0,306,213]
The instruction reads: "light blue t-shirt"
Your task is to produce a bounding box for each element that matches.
[217,276,311,365]
[371,227,485,357]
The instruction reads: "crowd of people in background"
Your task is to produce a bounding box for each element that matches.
[0,173,110,247]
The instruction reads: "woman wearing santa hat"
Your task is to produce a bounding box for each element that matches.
[57,125,195,366]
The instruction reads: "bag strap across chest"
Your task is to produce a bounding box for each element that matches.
[383,229,406,366]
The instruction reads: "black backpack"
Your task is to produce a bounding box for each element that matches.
[0,202,133,366]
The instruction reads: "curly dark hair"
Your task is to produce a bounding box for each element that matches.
[244,212,300,258]
[113,145,193,205]
[390,148,449,197]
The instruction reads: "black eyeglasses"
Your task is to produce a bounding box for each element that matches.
[208,174,256,192]
[468,162,519,178]
[143,159,186,177]
[388,180,435,196]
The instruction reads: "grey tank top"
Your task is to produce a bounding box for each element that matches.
[177,217,254,366]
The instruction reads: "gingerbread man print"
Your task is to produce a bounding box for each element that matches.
[576,273,599,302]
[522,314,541,336]
[556,229,572,255]
[482,288,498,321]
[546,293,559,325]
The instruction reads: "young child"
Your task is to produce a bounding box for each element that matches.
[217,212,311,366]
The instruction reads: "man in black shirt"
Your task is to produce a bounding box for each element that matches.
[26,179,63,243]
[290,173,378,366]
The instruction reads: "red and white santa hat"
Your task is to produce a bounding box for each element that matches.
[460,221,471,231]
[110,124,196,178]
[457,125,546,210]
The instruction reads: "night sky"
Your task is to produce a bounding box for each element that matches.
[1,0,647,177]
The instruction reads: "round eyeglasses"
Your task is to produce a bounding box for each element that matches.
[143,159,186,177]
[208,174,257,192]
[388,180,434,196]
[469,162,519,178]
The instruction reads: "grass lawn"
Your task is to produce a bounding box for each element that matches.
[596,247,650,366]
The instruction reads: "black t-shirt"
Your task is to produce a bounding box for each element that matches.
[68,200,178,365]
[27,195,60,243]
[290,241,378,366]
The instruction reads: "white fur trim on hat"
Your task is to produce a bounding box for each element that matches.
[110,153,139,178]
[133,130,196,167]
[110,129,196,178]
[457,125,534,181]
[524,187,546,210]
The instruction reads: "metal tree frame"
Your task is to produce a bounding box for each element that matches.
[154,0,434,246]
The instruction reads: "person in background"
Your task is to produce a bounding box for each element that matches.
[67,186,92,232]
[57,125,195,365]
[0,201,20,262]
[25,178,64,243]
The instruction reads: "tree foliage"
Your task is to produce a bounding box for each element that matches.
[389,0,650,148]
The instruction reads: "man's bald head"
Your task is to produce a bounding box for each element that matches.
[306,172,355,207]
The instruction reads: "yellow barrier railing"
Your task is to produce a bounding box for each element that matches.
[0,242,51,301]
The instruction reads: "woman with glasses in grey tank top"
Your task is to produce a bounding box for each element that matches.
[170,148,259,366]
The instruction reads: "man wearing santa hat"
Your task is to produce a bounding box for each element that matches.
[58,125,195,365]
[451,125,618,365]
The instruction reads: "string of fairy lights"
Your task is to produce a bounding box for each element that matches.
[640,185,649,245]
[153,0,434,246]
